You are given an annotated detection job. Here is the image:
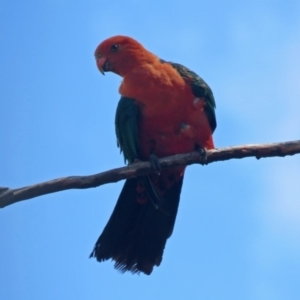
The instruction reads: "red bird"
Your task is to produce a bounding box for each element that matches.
[90,36,216,275]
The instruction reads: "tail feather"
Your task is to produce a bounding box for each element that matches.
[90,175,184,275]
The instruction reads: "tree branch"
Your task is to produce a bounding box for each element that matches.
[1,140,300,208]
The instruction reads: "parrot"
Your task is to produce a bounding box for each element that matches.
[90,35,216,275]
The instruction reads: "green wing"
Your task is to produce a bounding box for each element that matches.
[115,97,164,206]
[115,96,140,164]
[161,60,217,133]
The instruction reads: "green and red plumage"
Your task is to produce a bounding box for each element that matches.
[90,36,216,275]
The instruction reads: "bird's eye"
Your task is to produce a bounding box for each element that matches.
[110,44,119,52]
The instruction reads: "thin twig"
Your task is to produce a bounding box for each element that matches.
[1,140,300,208]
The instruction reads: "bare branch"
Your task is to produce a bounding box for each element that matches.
[1,140,300,208]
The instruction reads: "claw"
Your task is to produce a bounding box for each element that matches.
[195,145,207,165]
[149,154,161,175]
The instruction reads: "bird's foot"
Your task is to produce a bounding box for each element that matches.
[149,154,161,175]
[195,145,208,165]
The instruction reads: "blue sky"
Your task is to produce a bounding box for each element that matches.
[1,1,300,299]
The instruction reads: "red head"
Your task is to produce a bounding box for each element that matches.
[94,35,156,77]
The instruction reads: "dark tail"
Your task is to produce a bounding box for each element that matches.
[90,175,184,275]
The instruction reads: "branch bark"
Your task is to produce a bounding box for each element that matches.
[1,140,300,208]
